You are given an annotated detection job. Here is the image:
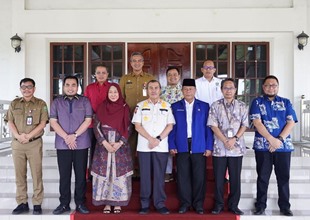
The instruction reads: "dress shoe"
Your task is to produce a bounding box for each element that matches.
[254,208,265,215]
[157,207,170,215]
[211,206,224,215]
[139,207,150,214]
[33,205,42,215]
[195,208,204,214]
[76,204,90,214]
[53,204,71,215]
[12,203,29,215]
[178,206,189,214]
[280,209,293,216]
[229,207,244,215]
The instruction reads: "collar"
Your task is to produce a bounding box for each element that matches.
[184,98,195,106]
[19,96,36,103]
[95,81,109,87]
[223,98,235,107]
[263,94,279,102]
[147,98,162,104]
[130,71,145,77]
[64,95,79,100]
[166,83,182,90]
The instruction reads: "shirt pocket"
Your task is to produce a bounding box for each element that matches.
[141,110,152,125]
[31,110,41,125]
[12,109,23,123]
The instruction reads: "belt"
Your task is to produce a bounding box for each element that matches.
[15,136,41,142]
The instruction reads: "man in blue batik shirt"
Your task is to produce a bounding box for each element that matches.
[249,75,298,217]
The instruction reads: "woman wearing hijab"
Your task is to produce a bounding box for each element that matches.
[91,83,133,214]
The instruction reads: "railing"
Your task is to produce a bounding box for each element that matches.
[0,100,11,142]
[301,96,310,141]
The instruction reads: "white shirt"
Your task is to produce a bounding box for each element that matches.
[132,99,175,152]
[185,99,194,138]
[195,76,223,105]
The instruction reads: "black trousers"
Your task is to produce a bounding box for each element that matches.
[57,149,88,206]
[212,156,243,209]
[255,151,291,210]
[176,152,206,210]
[138,151,169,209]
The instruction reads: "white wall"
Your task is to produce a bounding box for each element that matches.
[1,0,310,140]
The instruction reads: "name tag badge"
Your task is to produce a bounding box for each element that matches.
[143,88,147,96]
[227,128,234,138]
[26,116,33,126]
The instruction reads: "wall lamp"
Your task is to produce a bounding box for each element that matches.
[10,33,22,53]
[297,31,309,50]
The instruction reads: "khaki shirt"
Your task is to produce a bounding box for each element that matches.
[5,96,49,138]
[119,72,155,113]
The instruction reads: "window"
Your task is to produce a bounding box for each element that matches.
[233,42,269,106]
[194,42,230,79]
[89,43,125,83]
[50,43,86,100]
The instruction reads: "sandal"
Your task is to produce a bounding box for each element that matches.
[103,205,111,214]
[113,206,121,214]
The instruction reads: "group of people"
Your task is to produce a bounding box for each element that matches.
[5,52,297,217]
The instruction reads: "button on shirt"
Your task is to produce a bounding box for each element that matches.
[5,97,49,138]
[132,99,175,152]
[208,99,249,157]
[195,76,223,105]
[249,95,298,152]
[50,95,93,150]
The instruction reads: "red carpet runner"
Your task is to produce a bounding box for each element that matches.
[73,158,238,220]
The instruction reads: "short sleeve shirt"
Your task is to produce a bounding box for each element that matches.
[249,95,298,152]
[5,96,49,137]
[160,84,183,104]
[208,99,249,157]
[50,95,93,150]
[195,76,223,105]
[132,99,175,152]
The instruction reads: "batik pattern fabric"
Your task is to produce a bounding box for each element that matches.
[249,95,298,152]
[91,121,133,206]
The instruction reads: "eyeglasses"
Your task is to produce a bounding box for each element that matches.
[263,84,278,89]
[131,59,144,63]
[222,87,236,91]
[20,85,34,90]
[202,66,215,70]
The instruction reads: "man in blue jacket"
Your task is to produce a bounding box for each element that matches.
[168,78,213,214]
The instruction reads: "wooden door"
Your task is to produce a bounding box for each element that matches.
[128,43,190,86]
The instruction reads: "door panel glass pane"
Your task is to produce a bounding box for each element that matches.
[246,62,255,77]
[91,46,101,61]
[256,79,264,94]
[75,45,83,61]
[257,62,267,78]
[237,95,245,103]
[53,63,62,77]
[256,45,267,60]
[53,46,62,61]
[53,79,62,95]
[113,45,123,60]
[196,62,203,78]
[248,79,256,95]
[74,63,83,78]
[246,45,255,61]
[113,62,123,78]
[217,62,228,78]
[102,45,112,61]
[235,45,244,61]
[236,79,245,96]
[235,62,244,78]
[195,44,206,61]
[64,46,73,61]
[218,45,228,60]
[64,63,73,76]
[206,45,216,60]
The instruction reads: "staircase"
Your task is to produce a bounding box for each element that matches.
[0,139,310,220]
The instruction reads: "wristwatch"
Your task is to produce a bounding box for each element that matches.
[277,135,284,142]
[233,135,239,141]
[74,132,78,138]
[156,135,162,141]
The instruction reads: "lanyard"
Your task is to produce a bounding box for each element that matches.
[222,100,235,127]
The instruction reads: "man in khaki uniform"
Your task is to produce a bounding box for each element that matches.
[119,52,155,178]
[5,78,49,215]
